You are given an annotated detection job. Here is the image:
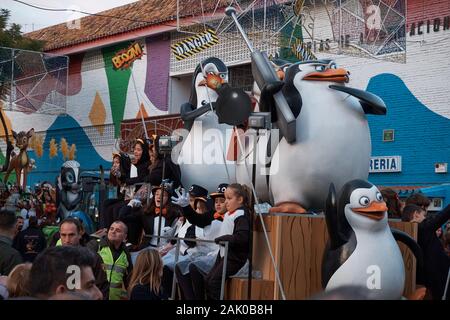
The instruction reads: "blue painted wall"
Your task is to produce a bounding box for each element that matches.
[366,73,450,187]
[27,115,111,186]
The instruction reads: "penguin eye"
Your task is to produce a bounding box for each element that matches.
[376,192,383,202]
[359,196,370,206]
[219,73,226,79]
[315,65,326,72]
[201,100,207,106]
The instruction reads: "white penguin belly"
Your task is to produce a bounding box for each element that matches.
[326,228,405,299]
[270,87,371,209]
[177,112,236,192]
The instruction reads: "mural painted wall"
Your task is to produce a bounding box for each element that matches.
[1,35,171,186]
[308,0,450,187]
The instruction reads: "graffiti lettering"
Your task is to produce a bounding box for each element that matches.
[112,42,145,70]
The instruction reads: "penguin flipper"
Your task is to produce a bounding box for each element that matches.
[180,103,214,131]
[259,81,284,122]
[329,85,387,115]
[391,228,424,272]
[324,183,344,249]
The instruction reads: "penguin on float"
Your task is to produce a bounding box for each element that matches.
[234,58,293,202]
[263,59,387,213]
[322,180,423,299]
[176,57,237,192]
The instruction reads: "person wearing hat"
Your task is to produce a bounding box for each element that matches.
[141,183,180,249]
[187,185,208,210]
[173,183,228,299]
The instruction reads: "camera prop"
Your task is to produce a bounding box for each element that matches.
[155,135,183,156]
[225,6,296,143]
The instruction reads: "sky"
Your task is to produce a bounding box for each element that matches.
[2,0,139,33]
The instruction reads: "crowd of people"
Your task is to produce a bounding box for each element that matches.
[0,137,449,300]
[0,136,252,300]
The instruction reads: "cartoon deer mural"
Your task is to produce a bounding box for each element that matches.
[4,128,34,190]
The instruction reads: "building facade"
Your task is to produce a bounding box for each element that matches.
[0,0,447,206]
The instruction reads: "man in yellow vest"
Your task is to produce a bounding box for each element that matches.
[88,220,132,300]
[58,217,109,299]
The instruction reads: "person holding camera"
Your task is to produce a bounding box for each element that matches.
[144,135,181,189]
[103,139,150,230]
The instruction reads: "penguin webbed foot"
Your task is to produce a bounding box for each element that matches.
[269,202,307,214]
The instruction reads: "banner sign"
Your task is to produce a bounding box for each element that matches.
[171,29,219,61]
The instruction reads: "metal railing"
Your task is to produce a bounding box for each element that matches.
[143,234,229,300]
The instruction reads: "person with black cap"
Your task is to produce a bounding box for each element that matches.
[174,183,229,299]
[141,183,180,249]
[187,184,209,210]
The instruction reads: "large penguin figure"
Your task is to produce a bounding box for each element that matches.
[322,180,422,299]
[267,60,386,213]
[235,59,292,203]
[176,57,236,192]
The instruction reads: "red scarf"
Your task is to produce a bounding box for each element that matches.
[213,212,225,220]
[155,207,167,216]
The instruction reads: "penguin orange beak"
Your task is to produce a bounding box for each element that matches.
[352,201,388,220]
[199,73,225,90]
[303,68,349,83]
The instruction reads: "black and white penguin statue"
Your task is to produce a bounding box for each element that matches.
[322,180,422,299]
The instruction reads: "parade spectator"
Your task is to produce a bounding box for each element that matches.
[128,249,167,300]
[0,209,22,276]
[15,216,25,235]
[7,263,31,298]
[58,217,109,299]
[444,228,450,257]
[381,188,403,219]
[13,216,46,262]
[28,246,103,300]
[172,183,251,300]
[88,221,133,300]
[402,203,450,299]
[405,193,431,212]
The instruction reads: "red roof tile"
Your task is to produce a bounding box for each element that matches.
[26,0,228,51]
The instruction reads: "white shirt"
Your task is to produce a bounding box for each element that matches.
[218,209,245,257]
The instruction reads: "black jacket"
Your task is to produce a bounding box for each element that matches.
[0,235,23,276]
[13,226,47,262]
[130,284,167,300]
[417,204,450,300]
[125,161,150,186]
[145,157,182,189]
[182,205,250,265]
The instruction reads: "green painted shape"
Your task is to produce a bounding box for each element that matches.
[102,42,133,138]
[279,14,304,63]
[0,148,16,183]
